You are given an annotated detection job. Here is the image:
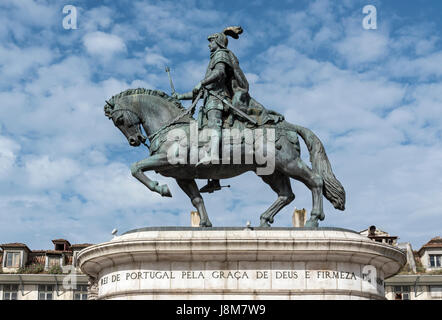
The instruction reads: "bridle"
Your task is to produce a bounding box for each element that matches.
[106,101,149,148]
[146,89,203,142]
[105,96,197,149]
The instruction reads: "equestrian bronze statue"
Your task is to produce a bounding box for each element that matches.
[104,26,345,228]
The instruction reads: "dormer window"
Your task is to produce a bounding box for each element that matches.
[51,239,71,251]
[5,252,21,268]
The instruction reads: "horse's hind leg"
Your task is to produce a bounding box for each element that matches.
[259,171,295,227]
[176,178,212,227]
[278,158,324,227]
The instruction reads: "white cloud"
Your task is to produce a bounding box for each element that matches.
[335,32,389,65]
[72,162,162,209]
[83,31,127,57]
[385,52,442,80]
[0,45,54,86]
[0,135,20,178]
[145,48,169,67]
[25,156,81,189]
[82,6,114,31]
[0,0,57,43]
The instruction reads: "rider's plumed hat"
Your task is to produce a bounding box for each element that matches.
[208,26,243,49]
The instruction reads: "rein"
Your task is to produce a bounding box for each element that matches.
[108,91,202,146]
[147,90,203,142]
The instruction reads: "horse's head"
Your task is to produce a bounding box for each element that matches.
[104,100,146,147]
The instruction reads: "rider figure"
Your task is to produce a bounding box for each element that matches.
[173,26,249,192]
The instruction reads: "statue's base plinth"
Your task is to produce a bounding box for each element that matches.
[77,227,405,300]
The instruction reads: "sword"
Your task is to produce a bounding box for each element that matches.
[204,88,257,125]
[165,66,176,95]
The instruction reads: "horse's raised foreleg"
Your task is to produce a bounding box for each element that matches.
[176,179,212,227]
[130,154,173,197]
[259,171,295,227]
[278,158,324,227]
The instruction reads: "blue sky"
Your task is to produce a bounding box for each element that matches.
[0,0,441,251]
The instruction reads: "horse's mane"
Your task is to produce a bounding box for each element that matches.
[108,88,185,110]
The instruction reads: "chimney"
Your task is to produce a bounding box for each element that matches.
[292,208,307,227]
[191,211,201,227]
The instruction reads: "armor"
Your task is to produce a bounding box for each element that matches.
[202,49,234,113]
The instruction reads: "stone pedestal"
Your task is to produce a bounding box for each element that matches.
[77,227,406,300]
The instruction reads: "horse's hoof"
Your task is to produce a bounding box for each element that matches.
[199,221,212,228]
[160,185,172,197]
[305,219,319,228]
[259,219,271,228]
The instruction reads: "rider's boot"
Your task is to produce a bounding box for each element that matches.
[199,179,221,193]
[196,119,222,166]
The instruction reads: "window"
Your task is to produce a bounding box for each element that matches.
[429,255,442,268]
[430,285,442,297]
[38,285,54,300]
[3,284,18,300]
[394,285,411,300]
[5,252,21,268]
[74,285,88,300]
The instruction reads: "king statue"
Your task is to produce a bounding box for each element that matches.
[173,26,250,193]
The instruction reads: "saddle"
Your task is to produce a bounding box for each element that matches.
[198,95,284,132]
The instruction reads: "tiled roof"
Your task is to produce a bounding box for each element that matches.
[51,239,71,246]
[418,236,442,255]
[0,243,31,251]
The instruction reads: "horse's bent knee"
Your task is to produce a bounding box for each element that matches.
[192,197,204,207]
[287,193,295,202]
[280,193,295,204]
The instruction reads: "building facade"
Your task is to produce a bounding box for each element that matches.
[359,227,442,300]
[2,232,441,300]
[384,236,442,300]
[0,239,91,300]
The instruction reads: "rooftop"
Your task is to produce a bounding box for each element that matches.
[0,243,31,252]
[0,240,92,255]
[418,236,442,255]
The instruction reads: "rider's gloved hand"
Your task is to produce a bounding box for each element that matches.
[192,81,202,94]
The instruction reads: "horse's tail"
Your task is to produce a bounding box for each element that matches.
[292,124,346,211]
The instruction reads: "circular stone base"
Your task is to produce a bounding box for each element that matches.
[77,227,406,300]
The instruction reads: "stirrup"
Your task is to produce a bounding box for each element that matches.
[199,179,221,193]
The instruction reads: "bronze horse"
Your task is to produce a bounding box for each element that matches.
[104,88,345,228]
